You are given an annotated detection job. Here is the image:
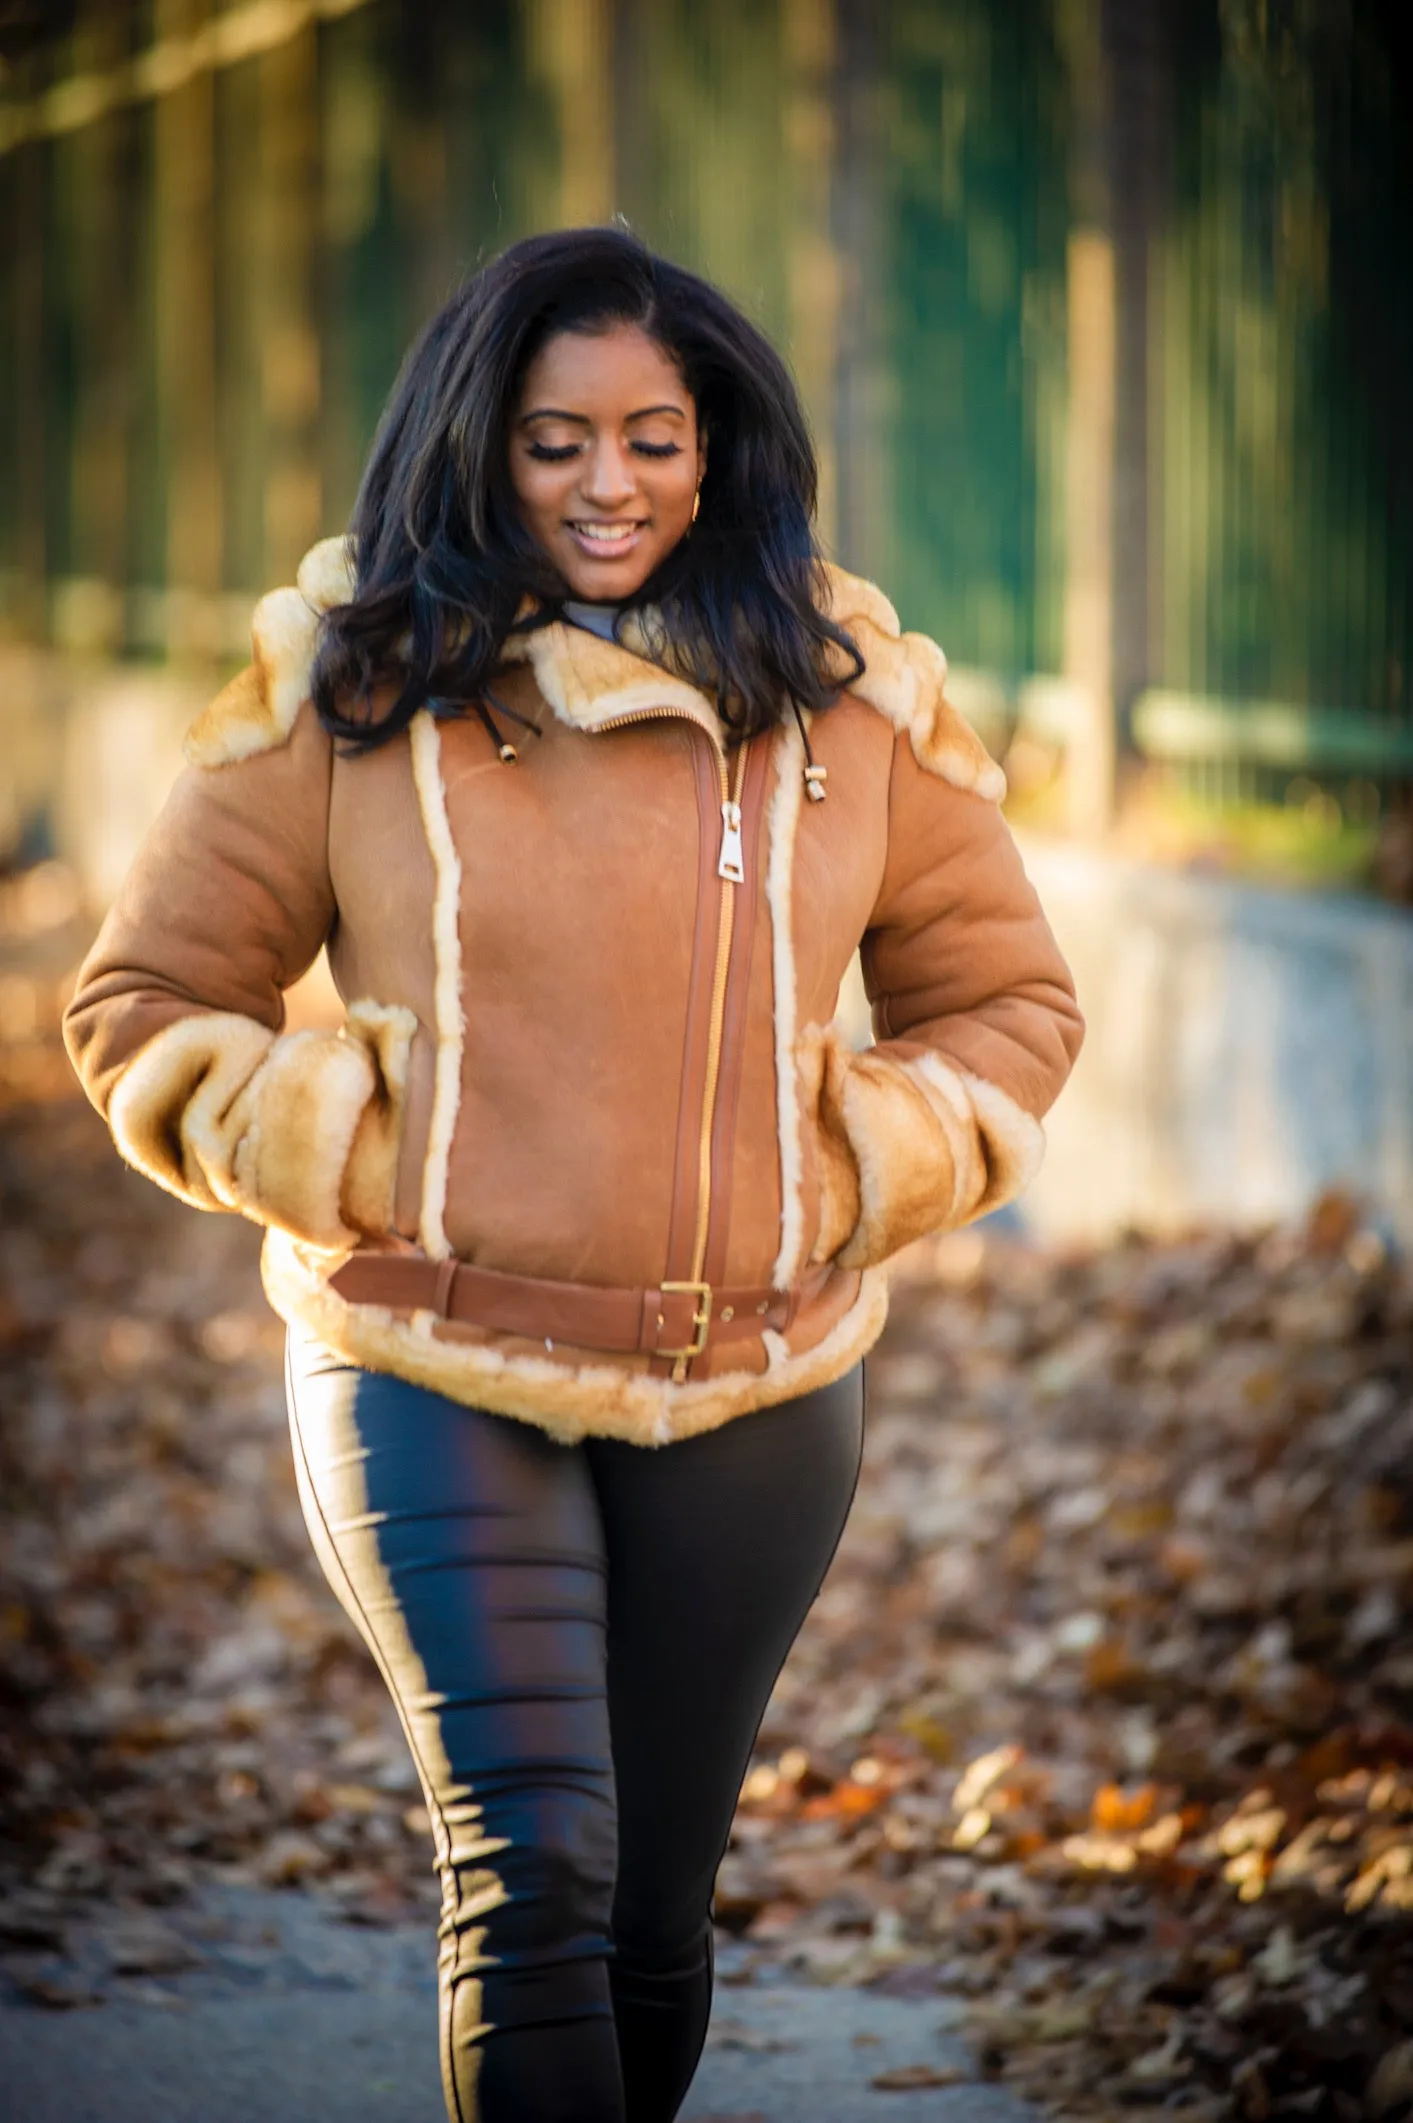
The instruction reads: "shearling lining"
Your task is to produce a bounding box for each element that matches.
[180,537,1005,806]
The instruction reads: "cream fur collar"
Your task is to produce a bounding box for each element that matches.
[185,534,1004,803]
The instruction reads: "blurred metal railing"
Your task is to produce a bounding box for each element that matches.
[1131,693,1413,782]
[950,669,1413,810]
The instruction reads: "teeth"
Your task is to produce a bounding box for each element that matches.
[574,522,639,541]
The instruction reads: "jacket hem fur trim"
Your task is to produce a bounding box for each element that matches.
[264,1229,892,1447]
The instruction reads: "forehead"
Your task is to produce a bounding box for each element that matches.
[516,323,692,415]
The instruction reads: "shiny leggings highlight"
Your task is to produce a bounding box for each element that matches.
[284,1332,865,2123]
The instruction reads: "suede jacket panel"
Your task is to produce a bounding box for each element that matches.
[63,538,1085,1445]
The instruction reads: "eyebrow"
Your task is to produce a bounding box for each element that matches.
[518,403,688,426]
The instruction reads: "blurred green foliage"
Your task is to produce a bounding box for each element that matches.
[0,0,1409,820]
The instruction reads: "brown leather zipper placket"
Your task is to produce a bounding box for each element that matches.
[588,703,760,1384]
[655,731,729,1365]
[697,734,773,1330]
[662,735,754,1380]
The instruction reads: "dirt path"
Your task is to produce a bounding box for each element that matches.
[0,1879,1035,2123]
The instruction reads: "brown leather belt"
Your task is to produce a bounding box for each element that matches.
[328,1252,831,1362]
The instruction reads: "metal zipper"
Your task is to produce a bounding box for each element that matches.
[673,737,749,1379]
[589,703,750,1380]
[718,795,745,883]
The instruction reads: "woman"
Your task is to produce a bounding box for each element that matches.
[64,227,1084,2122]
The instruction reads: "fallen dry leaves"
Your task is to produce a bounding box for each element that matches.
[720,1208,1413,2118]
[1,936,1412,2117]
[0,1094,441,1950]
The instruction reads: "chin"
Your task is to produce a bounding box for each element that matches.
[561,560,659,602]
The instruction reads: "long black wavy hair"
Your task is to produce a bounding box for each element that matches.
[310,225,864,751]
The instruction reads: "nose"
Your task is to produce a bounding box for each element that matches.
[580,436,638,511]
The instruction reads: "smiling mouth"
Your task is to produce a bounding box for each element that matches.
[566,520,647,554]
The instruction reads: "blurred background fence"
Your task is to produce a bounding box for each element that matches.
[1,0,1411,1236]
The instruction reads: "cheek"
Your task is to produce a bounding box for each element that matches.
[510,461,568,530]
[654,463,698,526]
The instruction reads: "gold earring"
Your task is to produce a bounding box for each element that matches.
[691,486,701,524]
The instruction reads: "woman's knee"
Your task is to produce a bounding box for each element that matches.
[608,1855,717,1969]
[442,1794,619,1968]
[611,1906,713,1977]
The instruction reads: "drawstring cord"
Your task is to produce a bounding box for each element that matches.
[432,690,542,763]
[441,684,821,795]
[479,686,543,763]
[791,699,828,802]
[474,700,518,762]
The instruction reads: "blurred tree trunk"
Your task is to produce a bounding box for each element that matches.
[1059,0,1115,837]
[1107,0,1170,738]
[609,0,650,233]
[258,19,323,585]
[11,129,46,642]
[1059,0,1169,835]
[155,0,221,658]
[783,0,839,556]
[831,0,891,587]
[71,9,135,643]
[526,0,615,227]
[389,2,455,332]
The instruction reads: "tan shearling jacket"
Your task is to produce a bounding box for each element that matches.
[64,538,1084,1446]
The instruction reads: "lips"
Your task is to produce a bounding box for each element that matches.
[566,519,647,559]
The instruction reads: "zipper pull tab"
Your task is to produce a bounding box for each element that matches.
[718,798,745,883]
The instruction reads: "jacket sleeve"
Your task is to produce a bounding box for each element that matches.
[62,688,414,1248]
[804,728,1084,1268]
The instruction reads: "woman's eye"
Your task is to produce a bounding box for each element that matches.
[524,437,681,463]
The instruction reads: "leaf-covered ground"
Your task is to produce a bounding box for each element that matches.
[2,916,1412,2118]
[725,1216,1413,2120]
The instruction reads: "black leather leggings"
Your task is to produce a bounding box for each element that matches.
[284,1330,865,2123]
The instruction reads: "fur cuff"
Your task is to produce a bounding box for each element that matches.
[797,1022,863,1261]
[108,1011,276,1212]
[335,1000,418,1235]
[226,1027,377,1244]
[106,999,416,1246]
[799,1023,1045,1268]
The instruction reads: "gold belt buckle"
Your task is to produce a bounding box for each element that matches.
[656,1280,713,1359]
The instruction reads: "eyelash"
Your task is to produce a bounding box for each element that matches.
[526,441,682,462]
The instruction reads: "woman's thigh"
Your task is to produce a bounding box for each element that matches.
[586,1364,866,1952]
[283,1331,619,1958]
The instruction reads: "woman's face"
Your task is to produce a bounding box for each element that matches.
[508,322,706,602]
